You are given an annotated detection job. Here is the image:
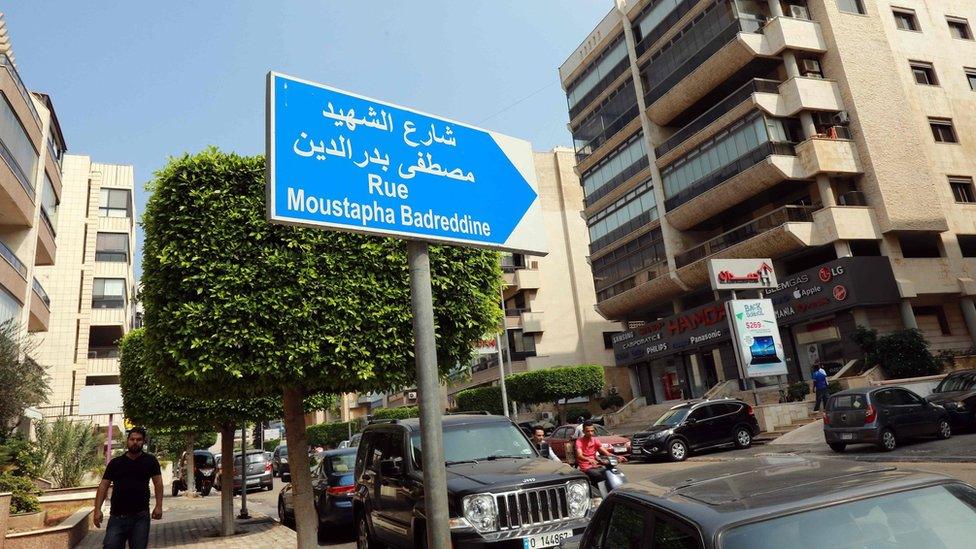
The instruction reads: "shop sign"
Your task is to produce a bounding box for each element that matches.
[708,258,778,290]
[613,302,731,366]
[727,299,789,378]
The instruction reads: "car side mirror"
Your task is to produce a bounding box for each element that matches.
[684,418,697,425]
[379,458,403,477]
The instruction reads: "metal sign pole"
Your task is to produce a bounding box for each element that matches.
[407,241,450,549]
[238,425,250,519]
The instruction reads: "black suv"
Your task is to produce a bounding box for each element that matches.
[354,414,594,548]
[630,399,760,462]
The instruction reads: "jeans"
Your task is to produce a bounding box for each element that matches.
[814,387,830,412]
[103,510,150,549]
[583,466,607,487]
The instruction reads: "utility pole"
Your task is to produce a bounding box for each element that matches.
[237,424,250,519]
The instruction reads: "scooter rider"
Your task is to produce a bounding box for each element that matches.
[575,420,626,485]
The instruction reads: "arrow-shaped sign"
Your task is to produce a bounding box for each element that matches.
[266,73,547,255]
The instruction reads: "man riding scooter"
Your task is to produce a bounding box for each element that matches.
[575,420,626,494]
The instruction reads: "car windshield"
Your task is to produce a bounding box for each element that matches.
[194,454,214,467]
[720,484,976,549]
[327,453,356,473]
[411,422,535,467]
[279,447,288,456]
[233,453,265,466]
[829,394,868,410]
[935,373,976,393]
[654,408,689,427]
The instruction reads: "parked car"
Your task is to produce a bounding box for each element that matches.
[348,432,361,447]
[560,456,976,548]
[279,448,357,532]
[630,399,759,462]
[214,449,274,493]
[546,423,630,461]
[171,450,216,497]
[825,387,952,452]
[355,414,594,548]
[337,440,350,449]
[926,369,976,429]
[272,444,289,478]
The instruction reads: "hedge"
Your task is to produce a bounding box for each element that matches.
[455,386,504,415]
[372,406,420,420]
[508,365,605,406]
[0,472,41,514]
[306,421,360,449]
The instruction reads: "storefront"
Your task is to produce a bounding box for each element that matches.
[613,257,901,404]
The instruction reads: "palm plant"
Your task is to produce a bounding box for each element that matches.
[34,418,104,488]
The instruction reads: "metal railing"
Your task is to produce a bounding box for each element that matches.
[574,103,640,163]
[583,155,649,207]
[674,204,819,268]
[39,207,56,237]
[0,54,42,128]
[567,54,631,120]
[0,137,36,200]
[32,277,50,308]
[838,190,867,206]
[664,141,796,212]
[655,78,781,157]
[643,16,767,109]
[0,239,27,279]
[88,347,119,359]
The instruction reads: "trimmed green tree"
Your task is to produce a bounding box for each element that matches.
[507,365,605,423]
[853,326,942,379]
[455,386,504,415]
[140,149,501,546]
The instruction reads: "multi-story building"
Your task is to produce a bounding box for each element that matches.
[445,148,633,404]
[34,155,137,419]
[0,13,65,343]
[561,0,976,405]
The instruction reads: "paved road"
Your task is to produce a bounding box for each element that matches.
[244,475,355,548]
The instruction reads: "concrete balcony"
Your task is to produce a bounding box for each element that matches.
[665,146,802,231]
[504,310,524,330]
[35,209,56,266]
[0,153,35,227]
[795,137,862,178]
[769,77,844,117]
[90,307,128,327]
[597,274,686,322]
[674,205,818,288]
[646,16,826,126]
[810,206,881,244]
[0,240,27,305]
[28,278,50,332]
[521,311,544,334]
[513,268,541,291]
[87,357,121,376]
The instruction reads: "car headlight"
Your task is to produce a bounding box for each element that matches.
[462,494,497,533]
[567,480,591,518]
[280,458,288,463]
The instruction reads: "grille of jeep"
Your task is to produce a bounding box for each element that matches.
[495,485,569,530]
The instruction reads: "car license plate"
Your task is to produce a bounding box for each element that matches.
[613,445,626,452]
[632,447,642,454]
[840,433,854,441]
[523,529,573,548]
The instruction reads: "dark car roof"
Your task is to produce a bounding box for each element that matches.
[665,397,746,410]
[369,414,510,432]
[318,448,357,457]
[613,456,955,538]
[192,450,214,456]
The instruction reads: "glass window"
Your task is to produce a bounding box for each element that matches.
[410,421,534,467]
[566,37,629,112]
[0,94,39,190]
[688,406,713,421]
[910,61,938,85]
[653,514,701,548]
[0,287,21,327]
[599,502,648,549]
[721,484,976,549]
[948,18,974,40]
[935,372,976,393]
[837,0,865,15]
[930,118,959,143]
[829,394,868,410]
[99,188,131,218]
[893,9,920,31]
[325,452,356,473]
[95,233,129,262]
[965,68,976,91]
[950,177,975,203]
[41,173,58,229]
[92,278,126,309]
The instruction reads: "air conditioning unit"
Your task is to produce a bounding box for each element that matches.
[407,391,418,400]
[801,58,823,78]
[789,4,810,20]
[540,411,555,420]
[833,110,851,125]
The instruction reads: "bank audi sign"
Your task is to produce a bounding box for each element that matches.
[708,258,777,291]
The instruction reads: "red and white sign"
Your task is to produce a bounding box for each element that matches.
[708,258,778,291]
[833,285,848,301]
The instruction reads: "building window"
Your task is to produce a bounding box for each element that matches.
[0,95,39,193]
[99,188,131,218]
[893,9,920,31]
[508,329,536,357]
[587,179,659,253]
[909,61,938,86]
[899,233,942,258]
[41,173,59,230]
[92,278,127,309]
[950,177,976,203]
[837,0,865,15]
[929,118,958,143]
[0,287,21,327]
[603,332,622,349]
[966,68,976,91]
[957,235,976,257]
[913,306,951,336]
[95,233,129,262]
[947,17,974,40]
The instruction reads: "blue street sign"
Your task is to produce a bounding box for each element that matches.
[266,73,548,254]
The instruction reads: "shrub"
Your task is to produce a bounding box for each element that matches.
[599,388,625,411]
[263,438,281,452]
[785,382,811,403]
[306,421,360,449]
[854,327,941,379]
[372,406,420,420]
[455,386,504,415]
[0,436,42,479]
[564,407,592,422]
[828,380,843,395]
[0,472,41,513]
[34,418,103,488]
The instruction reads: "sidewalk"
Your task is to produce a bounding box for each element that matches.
[75,496,296,548]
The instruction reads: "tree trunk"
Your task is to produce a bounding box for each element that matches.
[184,432,197,497]
[220,422,235,536]
[282,385,317,548]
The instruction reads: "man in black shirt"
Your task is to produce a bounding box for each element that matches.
[93,427,163,549]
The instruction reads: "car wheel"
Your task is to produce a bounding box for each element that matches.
[668,439,688,462]
[828,442,847,453]
[938,418,952,440]
[278,497,294,527]
[878,428,897,452]
[733,426,752,449]
[357,511,381,549]
[171,483,179,497]
[201,485,212,497]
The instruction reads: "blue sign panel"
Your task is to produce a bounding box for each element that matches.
[266,73,547,254]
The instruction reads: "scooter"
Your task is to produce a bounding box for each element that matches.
[592,454,627,498]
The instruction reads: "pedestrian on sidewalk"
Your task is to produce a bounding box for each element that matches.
[92,427,163,549]
[812,365,830,413]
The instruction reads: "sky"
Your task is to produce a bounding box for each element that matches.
[3,1,611,279]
